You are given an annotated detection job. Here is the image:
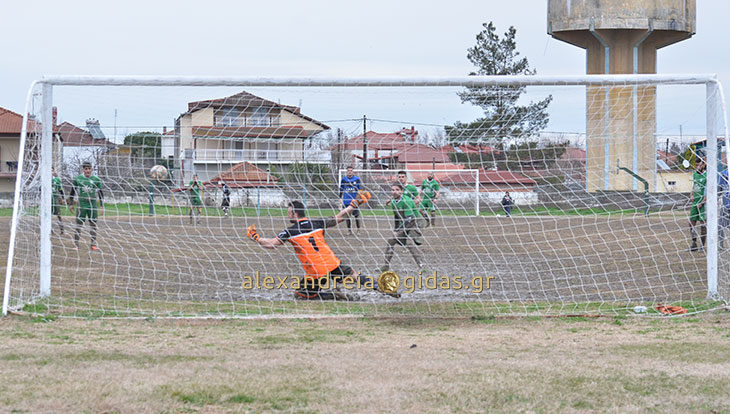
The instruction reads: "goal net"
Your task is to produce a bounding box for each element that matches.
[3,75,728,318]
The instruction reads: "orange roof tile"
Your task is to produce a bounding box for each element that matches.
[207,161,279,188]
[0,106,39,135]
[191,125,310,139]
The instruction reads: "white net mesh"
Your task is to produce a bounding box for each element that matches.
[3,76,728,318]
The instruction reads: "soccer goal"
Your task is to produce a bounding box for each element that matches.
[3,75,729,318]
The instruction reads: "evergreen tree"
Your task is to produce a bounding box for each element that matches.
[446,22,552,144]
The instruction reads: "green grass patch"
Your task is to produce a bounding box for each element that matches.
[13,294,726,320]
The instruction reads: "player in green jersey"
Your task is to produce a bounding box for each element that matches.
[385,170,422,222]
[69,161,104,251]
[52,167,66,235]
[689,159,707,252]
[396,170,419,200]
[380,182,423,272]
[189,174,203,224]
[419,172,440,227]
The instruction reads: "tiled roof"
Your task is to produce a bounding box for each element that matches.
[191,126,310,139]
[188,91,282,113]
[0,107,39,135]
[393,144,451,163]
[442,144,501,155]
[207,161,279,188]
[561,147,586,161]
[57,121,114,147]
[474,169,537,185]
[184,91,329,130]
[337,127,418,150]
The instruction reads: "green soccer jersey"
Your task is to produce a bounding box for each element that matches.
[421,178,439,199]
[393,194,418,219]
[404,184,419,200]
[189,180,202,202]
[693,170,706,204]
[52,176,63,200]
[73,174,102,208]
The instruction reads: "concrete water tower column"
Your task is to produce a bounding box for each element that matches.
[547,0,696,192]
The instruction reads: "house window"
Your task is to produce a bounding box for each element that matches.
[250,107,269,127]
[668,181,676,186]
[215,108,241,127]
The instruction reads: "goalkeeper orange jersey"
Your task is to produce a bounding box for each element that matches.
[277,217,340,278]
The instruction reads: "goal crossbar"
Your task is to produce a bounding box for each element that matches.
[38,74,718,87]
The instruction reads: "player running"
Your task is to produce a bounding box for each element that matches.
[380,182,423,272]
[689,158,707,252]
[52,167,66,235]
[339,166,362,234]
[419,172,440,227]
[69,161,104,251]
[247,193,400,299]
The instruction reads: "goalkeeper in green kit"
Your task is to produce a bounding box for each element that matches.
[69,161,104,251]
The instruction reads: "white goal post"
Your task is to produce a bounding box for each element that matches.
[3,74,729,318]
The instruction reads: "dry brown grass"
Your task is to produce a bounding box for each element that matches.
[1,312,729,413]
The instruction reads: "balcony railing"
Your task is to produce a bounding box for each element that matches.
[192,149,330,163]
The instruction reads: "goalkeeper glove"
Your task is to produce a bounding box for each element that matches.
[349,190,372,208]
[247,225,260,242]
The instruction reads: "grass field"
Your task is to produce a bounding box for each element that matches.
[2,212,730,412]
[0,313,729,412]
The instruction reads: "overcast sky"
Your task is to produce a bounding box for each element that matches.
[1,0,728,139]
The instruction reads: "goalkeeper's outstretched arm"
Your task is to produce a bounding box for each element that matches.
[257,237,284,250]
[329,190,371,226]
[247,225,284,249]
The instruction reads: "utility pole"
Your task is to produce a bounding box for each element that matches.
[337,128,343,169]
[362,115,368,170]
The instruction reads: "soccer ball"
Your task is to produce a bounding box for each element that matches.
[633,305,648,313]
[149,165,168,180]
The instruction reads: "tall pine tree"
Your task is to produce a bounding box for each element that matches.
[446,22,552,144]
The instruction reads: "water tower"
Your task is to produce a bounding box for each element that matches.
[547,0,696,192]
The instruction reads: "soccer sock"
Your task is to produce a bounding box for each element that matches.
[407,245,422,267]
[384,243,395,265]
[74,224,81,246]
[90,222,97,246]
[701,225,706,248]
[346,217,351,230]
[57,215,64,233]
[356,217,361,229]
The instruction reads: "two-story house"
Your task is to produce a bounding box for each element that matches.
[0,107,28,194]
[175,91,330,184]
[0,106,64,206]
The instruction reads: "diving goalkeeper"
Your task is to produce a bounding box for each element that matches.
[246,192,400,299]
